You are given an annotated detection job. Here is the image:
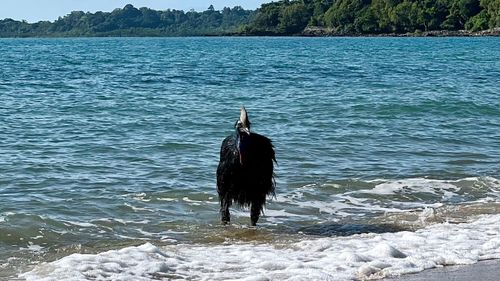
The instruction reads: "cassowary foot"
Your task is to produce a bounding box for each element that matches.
[220,209,230,225]
[250,203,262,226]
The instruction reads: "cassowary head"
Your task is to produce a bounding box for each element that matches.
[235,106,251,136]
[235,106,251,164]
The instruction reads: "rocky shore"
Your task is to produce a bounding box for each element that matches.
[301,26,500,37]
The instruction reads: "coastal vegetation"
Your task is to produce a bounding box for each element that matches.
[246,0,500,34]
[0,4,254,37]
[0,0,499,37]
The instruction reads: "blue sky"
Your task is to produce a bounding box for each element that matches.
[0,0,269,23]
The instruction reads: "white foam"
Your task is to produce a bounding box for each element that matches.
[124,203,154,213]
[181,196,218,205]
[26,243,44,253]
[22,214,500,281]
[264,209,308,218]
[93,218,151,225]
[0,211,16,223]
[156,197,178,202]
[275,177,500,221]
[63,221,97,228]
[130,193,151,202]
[364,177,500,199]
[367,178,460,196]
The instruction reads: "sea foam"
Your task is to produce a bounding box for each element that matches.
[22,214,500,281]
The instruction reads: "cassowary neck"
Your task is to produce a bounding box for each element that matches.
[236,131,249,165]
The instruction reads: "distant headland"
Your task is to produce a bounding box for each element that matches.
[1,1,499,37]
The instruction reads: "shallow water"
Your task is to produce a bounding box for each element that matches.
[0,37,499,280]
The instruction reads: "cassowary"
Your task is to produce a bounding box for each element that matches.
[216,107,276,226]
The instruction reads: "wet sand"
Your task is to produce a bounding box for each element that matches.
[384,260,500,281]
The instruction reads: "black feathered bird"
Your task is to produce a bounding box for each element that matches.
[216,107,276,226]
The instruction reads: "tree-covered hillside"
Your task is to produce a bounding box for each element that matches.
[245,0,500,35]
[0,4,254,37]
[0,1,499,37]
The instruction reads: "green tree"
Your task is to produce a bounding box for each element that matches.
[441,0,481,29]
[391,0,421,32]
[324,0,370,31]
[140,8,161,28]
[308,0,334,26]
[107,4,143,29]
[370,0,391,32]
[465,9,489,29]
[353,6,379,32]
[279,2,310,33]
[480,0,500,28]
[414,0,448,31]
[252,2,282,32]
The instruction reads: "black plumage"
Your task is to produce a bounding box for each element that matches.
[216,107,276,226]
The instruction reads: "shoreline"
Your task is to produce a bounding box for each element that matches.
[383,259,500,281]
[301,27,500,37]
[1,27,499,38]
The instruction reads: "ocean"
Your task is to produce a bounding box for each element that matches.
[0,37,499,280]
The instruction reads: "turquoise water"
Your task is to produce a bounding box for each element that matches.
[0,37,499,279]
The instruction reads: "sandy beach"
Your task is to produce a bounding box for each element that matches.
[384,260,500,281]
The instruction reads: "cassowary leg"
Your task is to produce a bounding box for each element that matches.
[220,196,231,224]
[250,202,263,226]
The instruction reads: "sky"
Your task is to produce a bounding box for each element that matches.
[0,0,269,23]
